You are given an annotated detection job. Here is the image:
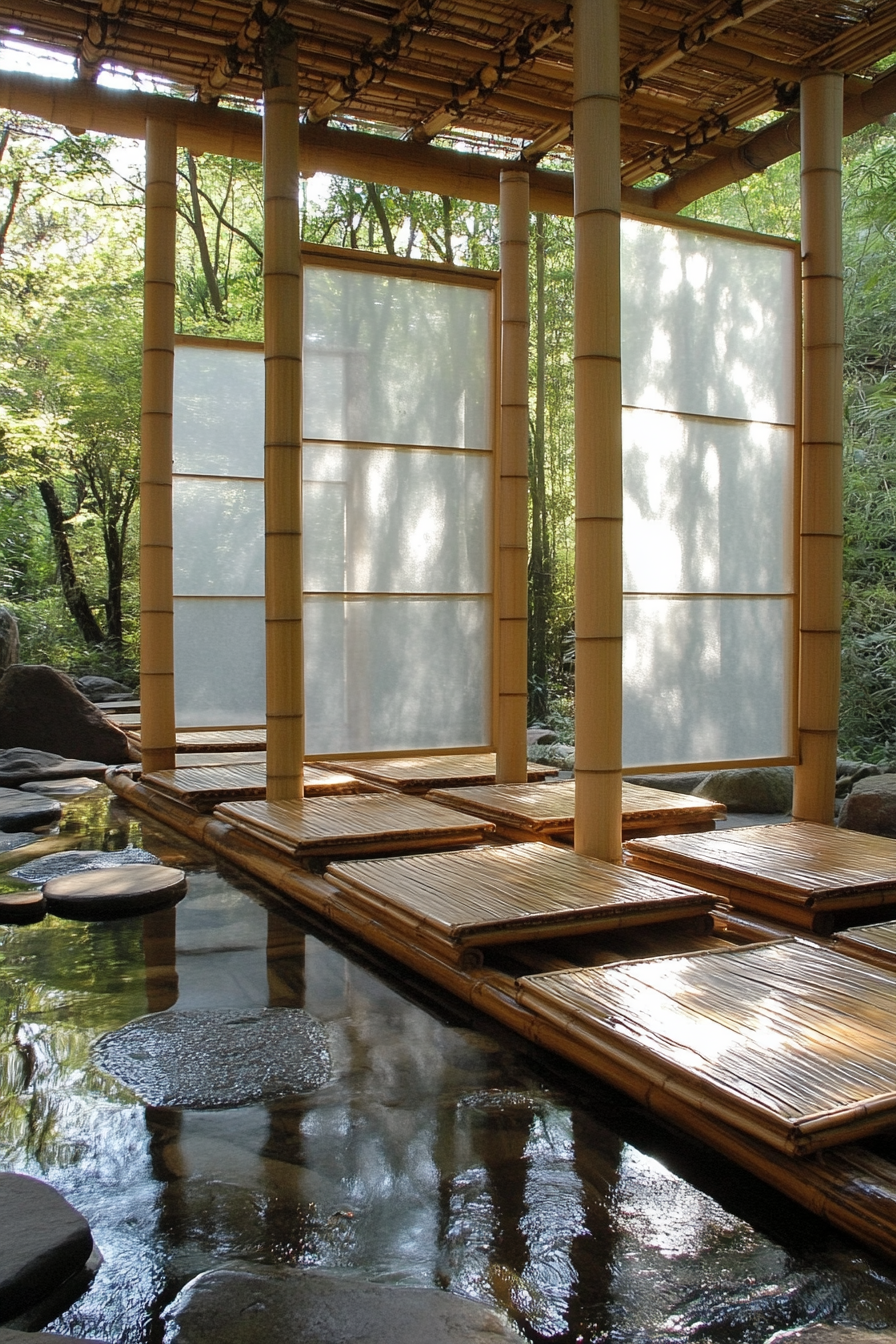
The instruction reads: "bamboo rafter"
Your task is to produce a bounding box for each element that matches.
[622,0,783,93]
[197,0,285,103]
[77,0,122,80]
[305,0,434,125]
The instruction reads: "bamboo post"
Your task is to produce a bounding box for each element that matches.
[139,116,177,774]
[263,29,304,800]
[793,73,844,825]
[573,0,624,861]
[496,167,531,783]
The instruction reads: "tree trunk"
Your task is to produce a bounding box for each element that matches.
[528,212,552,720]
[441,195,454,264]
[103,516,125,656]
[37,479,106,645]
[366,182,396,255]
[185,152,225,316]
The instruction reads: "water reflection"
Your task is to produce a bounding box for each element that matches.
[1,790,896,1342]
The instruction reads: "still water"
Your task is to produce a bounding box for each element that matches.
[3,788,896,1344]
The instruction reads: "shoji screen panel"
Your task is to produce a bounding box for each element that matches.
[620,218,798,770]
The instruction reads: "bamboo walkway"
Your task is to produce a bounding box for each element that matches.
[127,728,268,753]
[833,920,896,972]
[215,793,494,858]
[319,752,557,792]
[143,763,368,811]
[517,938,896,1155]
[428,778,724,840]
[625,821,896,932]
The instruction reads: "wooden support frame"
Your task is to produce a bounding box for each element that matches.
[573,0,624,862]
[496,168,530,784]
[793,72,844,825]
[139,116,177,774]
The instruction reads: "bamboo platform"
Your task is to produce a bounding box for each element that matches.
[833,920,896,972]
[215,793,494,858]
[127,728,267,753]
[319,752,558,792]
[174,751,267,768]
[326,842,715,968]
[142,763,367,812]
[625,821,896,934]
[517,938,896,1155]
[427,778,724,841]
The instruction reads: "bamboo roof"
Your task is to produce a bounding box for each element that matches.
[3,0,896,200]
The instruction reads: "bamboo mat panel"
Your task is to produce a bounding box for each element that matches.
[518,938,896,1155]
[833,921,896,972]
[128,728,267,752]
[110,713,141,727]
[143,763,364,810]
[626,822,896,913]
[174,751,267,768]
[427,779,724,836]
[215,793,493,857]
[319,753,557,791]
[326,841,715,946]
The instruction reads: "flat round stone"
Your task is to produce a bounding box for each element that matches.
[92,1007,331,1108]
[43,864,187,921]
[0,890,46,925]
[0,791,62,833]
[0,833,40,855]
[0,1174,94,1324]
[13,847,162,886]
[19,777,99,796]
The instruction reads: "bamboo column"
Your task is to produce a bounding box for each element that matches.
[496,167,531,783]
[573,0,623,861]
[139,116,177,774]
[793,72,844,825]
[263,31,304,800]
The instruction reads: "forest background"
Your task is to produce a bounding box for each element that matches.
[0,105,894,761]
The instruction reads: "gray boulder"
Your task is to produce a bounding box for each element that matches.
[765,1329,896,1344]
[0,665,131,764]
[0,610,18,672]
[0,748,108,787]
[624,771,709,796]
[838,773,896,837]
[0,1173,95,1324]
[73,675,135,704]
[694,766,792,814]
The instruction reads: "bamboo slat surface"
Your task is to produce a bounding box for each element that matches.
[319,753,557,792]
[518,938,896,1154]
[129,728,267,752]
[428,779,724,836]
[174,751,268,768]
[215,793,493,856]
[144,763,363,810]
[326,841,714,946]
[833,921,896,972]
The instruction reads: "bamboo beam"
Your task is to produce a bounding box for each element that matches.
[139,116,177,775]
[622,0,782,92]
[198,0,285,103]
[573,0,623,862]
[305,0,431,124]
[496,168,530,785]
[77,0,122,80]
[793,72,844,826]
[263,30,304,801]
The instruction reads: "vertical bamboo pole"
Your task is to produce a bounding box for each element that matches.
[139,117,177,774]
[573,0,623,861]
[496,167,531,783]
[263,32,304,800]
[793,73,844,825]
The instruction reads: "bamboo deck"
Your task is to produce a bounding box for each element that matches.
[215,793,494,858]
[427,778,724,840]
[326,842,715,969]
[517,938,896,1155]
[142,763,367,811]
[625,822,896,933]
[128,728,267,753]
[833,920,896,972]
[174,751,267,768]
[319,752,558,792]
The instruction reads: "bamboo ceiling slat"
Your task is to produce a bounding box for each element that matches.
[320,753,558,792]
[517,939,896,1155]
[216,792,493,857]
[326,840,715,946]
[428,779,724,836]
[833,921,896,973]
[143,762,365,810]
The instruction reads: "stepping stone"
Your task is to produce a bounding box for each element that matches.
[0,1329,109,1342]
[0,833,40,854]
[13,847,162,886]
[20,777,99,797]
[93,1007,330,1108]
[0,790,61,833]
[0,749,108,788]
[163,1265,521,1343]
[43,864,187,921]
[0,1174,94,1324]
[0,890,45,925]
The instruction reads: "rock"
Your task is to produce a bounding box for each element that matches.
[163,1265,523,1344]
[0,788,62,833]
[526,727,558,745]
[0,1173,95,1324]
[93,1006,330,1108]
[73,675,135,704]
[0,833,42,854]
[526,742,575,769]
[835,761,884,798]
[20,777,99,796]
[0,1329,109,1343]
[624,771,709,796]
[0,610,18,672]
[838,774,896,837]
[12,846,162,885]
[0,666,131,764]
[764,1328,896,1344]
[0,891,46,925]
[0,749,108,787]
[42,864,187,921]
[694,767,792,814]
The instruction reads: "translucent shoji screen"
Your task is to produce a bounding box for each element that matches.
[171,265,494,745]
[619,219,796,768]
